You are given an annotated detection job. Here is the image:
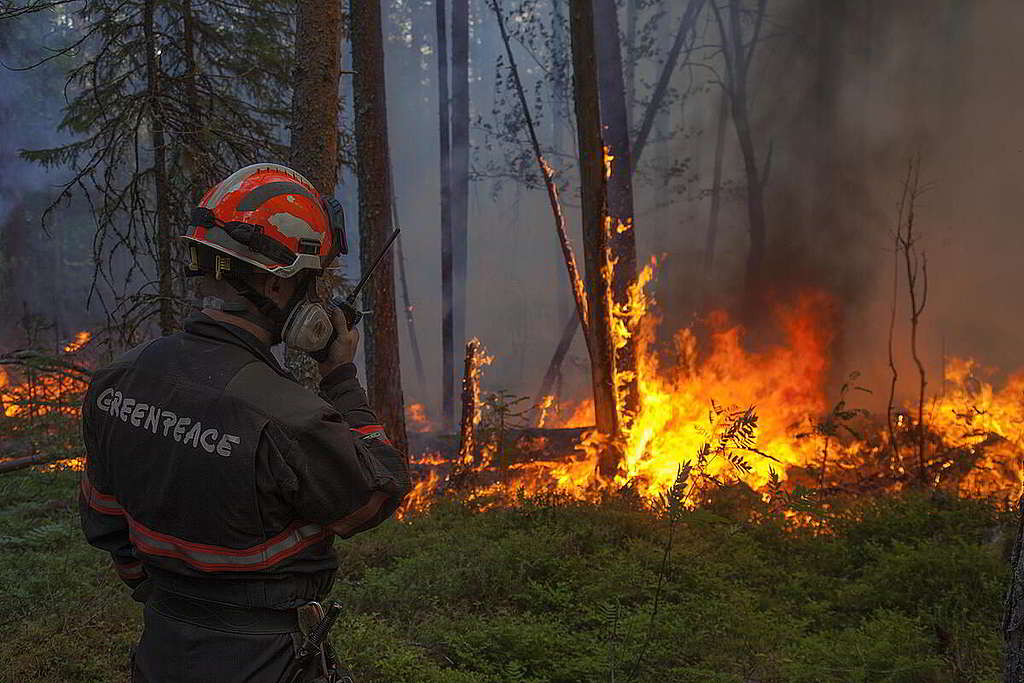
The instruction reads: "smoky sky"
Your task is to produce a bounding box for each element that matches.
[3,0,1022,419]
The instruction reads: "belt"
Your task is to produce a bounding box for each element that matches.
[148,589,302,635]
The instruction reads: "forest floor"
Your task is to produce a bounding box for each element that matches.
[0,466,1012,683]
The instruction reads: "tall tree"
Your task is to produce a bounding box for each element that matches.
[23,0,292,342]
[593,0,638,422]
[450,0,470,422]
[570,0,621,476]
[286,0,342,387]
[350,0,408,455]
[435,0,455,432]
[290,0,342,195]
[711,0,769,314]
[142,0,173,335]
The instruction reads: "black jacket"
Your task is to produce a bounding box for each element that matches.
[79,313,411,608]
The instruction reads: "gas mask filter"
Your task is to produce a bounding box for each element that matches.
[281,300,335,353]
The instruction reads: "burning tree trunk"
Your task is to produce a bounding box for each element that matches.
[451,0,470,415]
[350,0,408,455]
[593,0,638,422]
[711,0,770,315]
[143,0,175,335]
[570,0,622,474]
[435,0,455,433]
[458,338,486,465]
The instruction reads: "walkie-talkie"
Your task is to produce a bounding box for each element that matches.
[333,228,401,330]
[308,229,401,363]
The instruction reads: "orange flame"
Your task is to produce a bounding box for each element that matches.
[63,331,92,353]
[405,402,434,433]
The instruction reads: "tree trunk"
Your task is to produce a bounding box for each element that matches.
[288,0,342,387]
[733,90,766,310]
[435,0,455,432]
[351,0,409,456]
[536,311,580,404]
[451,0,469,420]
[631,0,705,171]
[289,0,341,194]
[1005,497,1024,680]
[703,89,728,278]
[713,0,768,315]
[593,0,638,423]
[570,0,621,474]
[143,0,174,335]
[182,0,205,200]
[388,161,428,398]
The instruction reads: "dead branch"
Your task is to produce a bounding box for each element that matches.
[490,0,589,336]
[631,0,706,171]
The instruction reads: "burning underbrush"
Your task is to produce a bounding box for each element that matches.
[2,271,1022,519]
[403,264,1024,518]
[0,332,93,471]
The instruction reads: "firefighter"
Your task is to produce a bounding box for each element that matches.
[79,163,411,682]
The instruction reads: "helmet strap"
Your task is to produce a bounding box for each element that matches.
[223,273,313,344]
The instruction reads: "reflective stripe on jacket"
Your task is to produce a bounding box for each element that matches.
[79,312,411,608]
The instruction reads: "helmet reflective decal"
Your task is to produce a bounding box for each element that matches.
[235,181,316,211]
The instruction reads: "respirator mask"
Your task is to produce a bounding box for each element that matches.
[276,196,348,360]
[280,283,338,359]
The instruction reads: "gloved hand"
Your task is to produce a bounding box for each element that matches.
[316,307,360,377]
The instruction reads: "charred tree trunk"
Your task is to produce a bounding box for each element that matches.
[451,0,470,414]
[458,338,484,465]
[570,0,621,474]
[436,0,455,432]
[593,0,638,423]
[143,0,174,335]
[351,0,408,455]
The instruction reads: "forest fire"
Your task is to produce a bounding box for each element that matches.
[401,263,1024,516]
[0,362,88,418]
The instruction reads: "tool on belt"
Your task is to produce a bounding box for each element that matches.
[281,600,346,683]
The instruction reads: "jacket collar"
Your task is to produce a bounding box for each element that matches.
[183,312,292,379]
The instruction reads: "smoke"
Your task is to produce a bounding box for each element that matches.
[0,10,90,348]
[373,0,1024,419]
[4,1,1021,421]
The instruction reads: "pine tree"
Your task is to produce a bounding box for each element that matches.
[22,0,293,340]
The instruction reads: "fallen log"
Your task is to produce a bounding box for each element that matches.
[0,452,80,474]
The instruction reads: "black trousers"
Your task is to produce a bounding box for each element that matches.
[131,602,321,683]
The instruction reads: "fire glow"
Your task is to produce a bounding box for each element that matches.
[402,261,1024,514]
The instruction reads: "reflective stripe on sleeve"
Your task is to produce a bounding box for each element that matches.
[80,474,329,573]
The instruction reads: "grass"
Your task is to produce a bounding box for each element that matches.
[0,467,1012,682]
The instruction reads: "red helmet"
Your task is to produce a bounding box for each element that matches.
[182,163,347,278]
